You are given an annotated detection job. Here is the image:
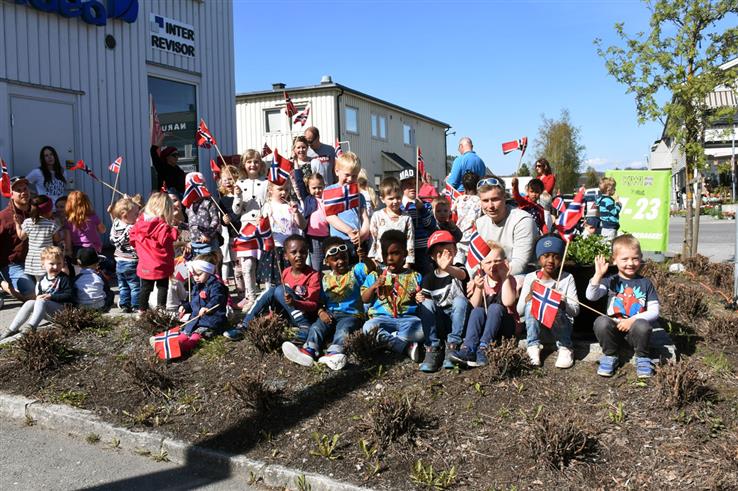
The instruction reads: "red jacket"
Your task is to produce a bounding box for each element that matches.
[129,214,178,280]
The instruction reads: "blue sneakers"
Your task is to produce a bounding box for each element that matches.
[475,348,488,367]
[223,327,245,341]
[449,346,476,367]
[635,357,654,378]
[443,344,459,369]
[597,355,618,377]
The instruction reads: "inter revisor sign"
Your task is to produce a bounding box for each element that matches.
[16,0,138,26]
[150,13,195,57]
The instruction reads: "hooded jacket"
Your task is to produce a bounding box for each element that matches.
[129,213,178,280]
[181,274,228,335]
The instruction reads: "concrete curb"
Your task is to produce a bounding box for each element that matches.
[0,392,373,491]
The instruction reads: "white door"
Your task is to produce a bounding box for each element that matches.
[10,96,76,178]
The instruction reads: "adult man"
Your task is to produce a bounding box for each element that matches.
[447,137,486,191]
[474,176,538,277]
[0,176,35,302]
[304,126,336,185]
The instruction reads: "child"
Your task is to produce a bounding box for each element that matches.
[449,242,517,368]
[225,234,320,342]
[511,177,546,233]
[368,177,414,266]
[65,190,106,254]
[256,180,306,286]
[0,246,73,340]
[74,247,107,310]
[361,230,424,362]
[184,172,221,256]
[399,169,436,275]
[217,165,243,294]
[282,236,371,370]
[324,152,370,257]
[596,177,621,241]
[416,230,469,372]
[582,216,601,238]
[16,195,62,280]
[130,192,178,311]
[294,168,329,272]
[517,234,579,368]
[109,196,141,313]
[453,172,482,263]
[586,234,659,378]
[358,169,377,218]
[53,196,73,274]
[432,198,462,242]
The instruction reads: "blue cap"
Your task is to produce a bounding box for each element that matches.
[585,216,601,228]
[535,235,565,258]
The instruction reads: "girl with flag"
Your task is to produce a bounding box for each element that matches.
[216,165,243,297]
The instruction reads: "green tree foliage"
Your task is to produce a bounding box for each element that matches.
[518,163,531,177]
[534,109,585,193]
[584,166,600,188]
[595,0,738,256]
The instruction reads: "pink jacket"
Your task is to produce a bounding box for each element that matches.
[129,214,178,280]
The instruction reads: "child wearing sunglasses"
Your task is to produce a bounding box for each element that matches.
[282,237,374,370]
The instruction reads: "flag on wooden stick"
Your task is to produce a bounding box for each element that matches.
[108,156,122,174]
[323,183,361,216]
[530,281,562,329]
[196,119,217,149]
[182,172,211,208]
[268,149,293,186]
[501,137,528,155]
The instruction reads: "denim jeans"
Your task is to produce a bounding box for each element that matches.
[1,263,35,298]
[524,302,573,349]
[463,303,515,351]
[241,285,312,341]
[116,260,141,309]
[363,315,423,353]
[305,313,362,353]
[418,296,469,348]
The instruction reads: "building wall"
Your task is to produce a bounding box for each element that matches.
[0,0,236,225]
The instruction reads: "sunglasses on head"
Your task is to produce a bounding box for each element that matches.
[476,177,504,190]
[325,244,349,257]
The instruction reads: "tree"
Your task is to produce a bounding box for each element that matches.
[534,109,585,193]
[518,163,531,177]
[584,166,600,188]
[595,0,738,257]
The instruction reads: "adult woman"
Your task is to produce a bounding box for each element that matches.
[151,133,186,194]
[534,158,556,194]
[27,146,67,205]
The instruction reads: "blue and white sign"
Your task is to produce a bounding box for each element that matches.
[16,0,138,26]
[150,13,196,57]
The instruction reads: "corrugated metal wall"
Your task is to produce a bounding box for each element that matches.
[0,0,236,226]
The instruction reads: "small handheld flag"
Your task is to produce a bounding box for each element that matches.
[555,187,585,241]
[293,105,310,127]
[173,256,189,283]
[0,159,11,198]
[417,147,429,181]
[284,91,297,118]
[551,195,566,214]
[70,160,100,182]
[334,139,344,157]
[233,217,274,253]
[182,172,212,208]
[466,231,491,271]
[196,119,217,149]
[501,137,528,156]
[323,183,361,216]
[262,143,272,157]
[108,156,122,174]
[530,281,562,329]
[268,149,293,186]
[441,181,462,202]
[210,159,221,181]
[153,327,182,360]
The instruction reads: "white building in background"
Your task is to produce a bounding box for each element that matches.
[0,0,236,223]
[235,77,451,187]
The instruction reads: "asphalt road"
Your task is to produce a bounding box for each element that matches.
[668,215,736,262]
[0,422,261,491]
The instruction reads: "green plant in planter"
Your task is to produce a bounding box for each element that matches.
[568,234,611,266]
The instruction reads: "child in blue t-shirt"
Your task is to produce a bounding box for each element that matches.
[282,236,373,370]
[361,230,424,362]
[595,177,621,241]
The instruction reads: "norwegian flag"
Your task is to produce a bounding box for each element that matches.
[466,231,491,271]
[501,137,528,156]
[70,160,100,181]
[555,187,585,241]
[417,147,430,181]
[323,183,361,216]
[551,195,566,214]
[210,159,221,181]
[182,172,211,208]
[530,281,562,329]
[334,139,344,157]
[284,91,297,118]
[268,149,293,186]
[233,217,274,253]
[441,181,462,202]
[262,142,272,157]
[196,119,217,149]
[173,256,189,282]
[108,156,122,174]
[153,327,182,360]
[293,105,310,127]
[0,159,11,198]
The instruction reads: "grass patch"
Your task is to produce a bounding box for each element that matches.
[196,336,228,361]
[121,352,174,394]
[702,351,732,376]
[136,309,179,335]
[224,371,284,412]
[484,338,533,381]
[343,328,383,364]
[53,390,88,408]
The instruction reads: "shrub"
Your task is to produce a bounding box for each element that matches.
[361,395,426,446]
[136,309,179,335]
[14,329,77,373]
[568,234,611,265]
[526,412,597,470]
[656,358,715,408]
[245,313,292,354]
[702,313,738,345]
[658,281,709,325]
[51,306,110,334]
[121,352,173,393]
[640,260,670,290]
[225,371,284,412]
[484,338,532,381]
[343,328,383,364]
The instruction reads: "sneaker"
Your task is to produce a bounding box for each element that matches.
[419,347,443,373]
[223,327,245,341]
[597,355,618,377]
[406,342,424,363]
[121,306,133,314]
[527,344,542,367]
[282,342,315,366]
[449,346,476,367]
[443,343,459,369]
[635,356,654,378]
[475,347,488,367]
[555,346,574,369]
[318,352,347,371]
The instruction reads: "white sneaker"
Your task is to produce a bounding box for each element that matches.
[281,341,315,366]
[555,346,574,369]
[318,353,347,371]
[527,345,541,367]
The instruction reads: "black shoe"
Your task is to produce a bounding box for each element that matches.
[121,305,133,314]
[419,347,443,372]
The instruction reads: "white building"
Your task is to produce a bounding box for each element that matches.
[0,0,236,222]
[235,78,450,187]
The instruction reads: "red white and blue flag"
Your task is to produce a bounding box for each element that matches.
[466,231,491,271]
[262,143,272,157]
[268,149,293,186]
[210,159,221,181]
[551,195,566,214]
[108,156,122,174]
[173,256,189,282]
[153,327,182,360]
[196,119,217,149]
[334,139,344,158]
[182,172,211,208]
[501,136,528,156]
[555,187,585,241]
[284,91,297,118]
[417,147,429,181]
[442,181,462,202]
[70,160,100,181]
[233,217,274,253]
[530,281,562,329]
[323,183,361,216]
[293,105,310,127]
[0,159,11,198]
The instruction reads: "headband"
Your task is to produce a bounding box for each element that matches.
[190,260,215,275]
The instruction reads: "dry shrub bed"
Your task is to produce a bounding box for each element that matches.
[0,268,737,489]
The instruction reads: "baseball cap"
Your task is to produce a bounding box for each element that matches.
[10,176,28,190]
[427,230,455,250]
[399,168,415,181]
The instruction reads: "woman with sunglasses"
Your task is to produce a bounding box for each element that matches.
[534,158,556,195]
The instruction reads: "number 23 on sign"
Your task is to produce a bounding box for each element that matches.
[619,197,661,220]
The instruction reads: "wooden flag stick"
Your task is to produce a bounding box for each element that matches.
[570,298,608,318]
[97,178,125,197]
[109,168,121,209]
[177,304,221,330]
[515,151,525,175]
[555,239,571,289]
[208,196,240,235]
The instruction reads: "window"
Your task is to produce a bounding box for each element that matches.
[346,106,358,134]
[148,76,197,171]
[371,113,387,140]
[265,109,282,133]
[403,123,414,145]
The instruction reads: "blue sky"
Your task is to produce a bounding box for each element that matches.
[233,0,663,175]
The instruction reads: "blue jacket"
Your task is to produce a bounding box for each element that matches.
[448,151,486,191]
[182,275,229,335]
[401,200,436,252]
